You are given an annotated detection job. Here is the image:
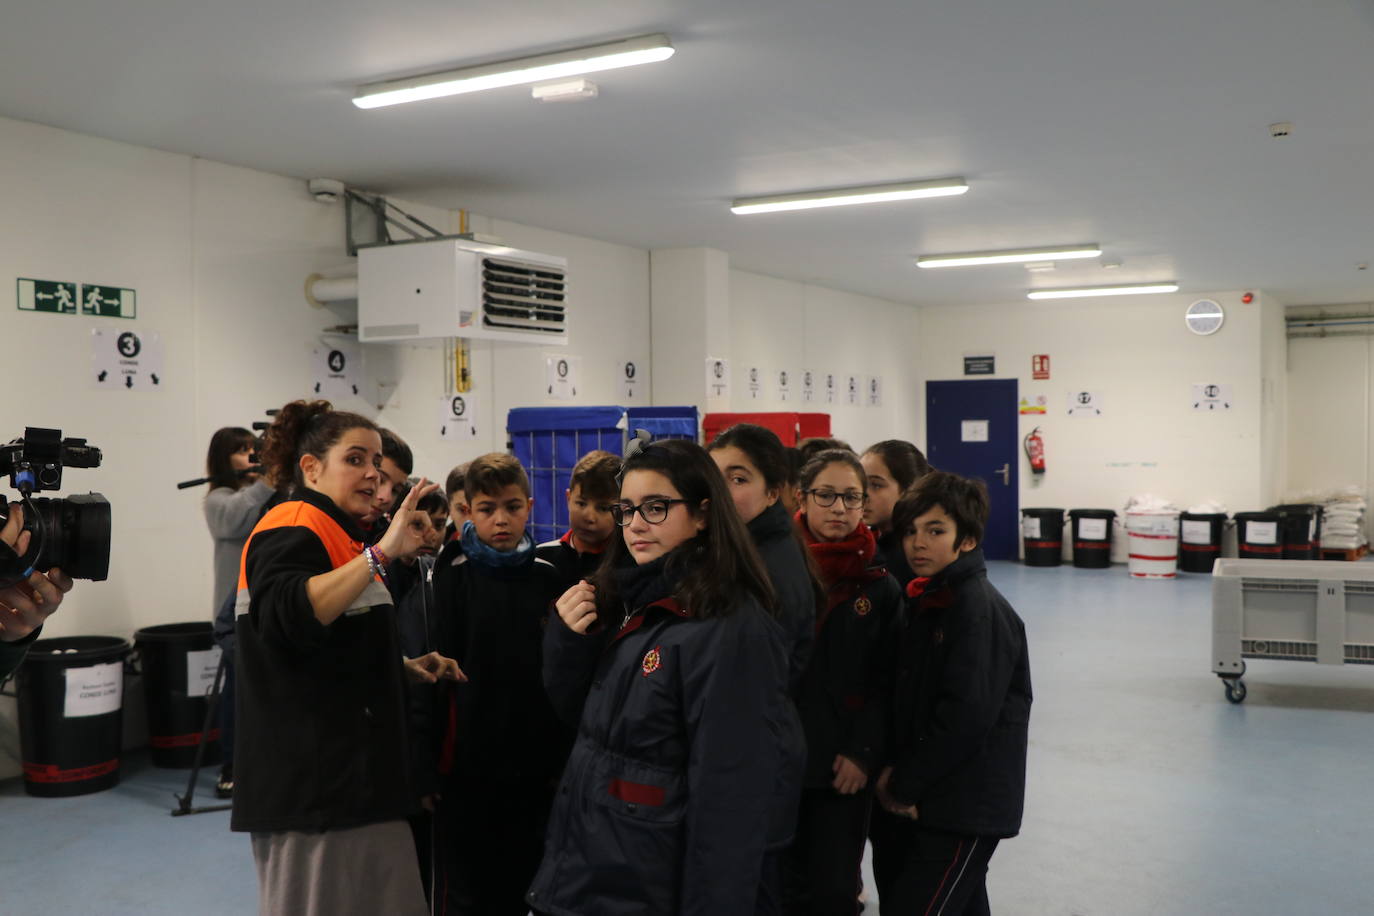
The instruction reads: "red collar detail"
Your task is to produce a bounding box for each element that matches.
[561,529,608,555]
[906,577,932,598]
[612,597,690,644]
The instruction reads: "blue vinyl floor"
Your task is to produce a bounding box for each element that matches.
[4,560,1374,915]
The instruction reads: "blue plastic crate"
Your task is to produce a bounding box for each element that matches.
[506,405,699,544]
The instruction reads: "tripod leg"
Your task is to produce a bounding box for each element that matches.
[174,649,228,815]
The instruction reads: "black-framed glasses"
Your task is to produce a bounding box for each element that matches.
[803,489,866,510]
[611,498,689,527]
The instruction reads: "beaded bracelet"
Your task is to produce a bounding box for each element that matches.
[363,546,389,583]
[370,544,390,568]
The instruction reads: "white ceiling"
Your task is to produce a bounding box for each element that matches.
[4,0,1374,307]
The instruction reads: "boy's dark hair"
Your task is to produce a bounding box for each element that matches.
[798,448,868,493]
[445,463,469,500]
[783,447,804,488]
[417,490,448,517]
[797,436,853,464]
[205,426,257,491]
[593,439,776,621]
[891,471,990,550]
[378,428,414,477]
[465,452,531,502]
[569,450,621,503]
[863,439,932,492]
[259,400,376,491]
[707,424,790,491]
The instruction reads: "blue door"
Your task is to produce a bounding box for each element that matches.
[925,379,1020,561]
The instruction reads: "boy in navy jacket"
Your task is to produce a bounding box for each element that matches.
[536,449,619,588]
[871,472,1032,916]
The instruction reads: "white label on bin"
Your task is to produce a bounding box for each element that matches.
[1182,520,1212,545]
[1078,518,1108,540]
[1128,513,1178,536]
[186,647,222,697]
[1022,517,1041,539]
[63,661,123,718]
[1247,521,1278,545]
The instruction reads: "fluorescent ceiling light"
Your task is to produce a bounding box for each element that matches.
[731,179,968,215]
[353,34,674,109]
[917,244,1102,269]
[1027,283,1179,300]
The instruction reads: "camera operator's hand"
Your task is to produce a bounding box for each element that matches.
[0,505,73,643]
[376,478,439,562]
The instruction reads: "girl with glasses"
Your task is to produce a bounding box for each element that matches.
[790,449,901,915]
[530,438,795,916]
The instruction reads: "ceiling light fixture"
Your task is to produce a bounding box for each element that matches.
[730,178,968,215]
[353,34,675,109]
[916,244,1102,269]
[1027,282,1179,300]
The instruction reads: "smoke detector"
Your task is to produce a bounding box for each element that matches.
[532,78,600,102]
[1269,122,1293,138]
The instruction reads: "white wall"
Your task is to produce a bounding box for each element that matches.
[727,269,923,449]
[1286,330,1372,507]
[914,290,1268,514]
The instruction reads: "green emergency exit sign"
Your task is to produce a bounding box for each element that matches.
[17,278,77,313]
[81,283,136,318]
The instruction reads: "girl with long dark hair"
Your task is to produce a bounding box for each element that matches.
[529,437,794,915]
[861,440,931,583]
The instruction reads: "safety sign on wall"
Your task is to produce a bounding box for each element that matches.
[91,327,164,391]
[1032,354,1051,380]
[439,393,480,440]
[964,354,996,376]
[621,360,643,401]
[546,355,582,400]
[1191,383,1233,411]
[1019,395,1048,415]
[705,357,731,399]
[82,283,137,319]
[1067,390,1104,417]
[313,339,362,401]
[17,278,77,313]
[777,369,792,402]
[846,375,861,406]
[961,420,990,443]
[866,376,883,408]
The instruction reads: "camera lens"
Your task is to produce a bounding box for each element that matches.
[28,493,111,581]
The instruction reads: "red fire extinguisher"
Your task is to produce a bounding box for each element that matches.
[1024,427,1046,475]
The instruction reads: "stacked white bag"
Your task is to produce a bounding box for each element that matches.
[1321,486,1367,551]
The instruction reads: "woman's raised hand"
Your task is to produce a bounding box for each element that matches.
[378,478,439,561]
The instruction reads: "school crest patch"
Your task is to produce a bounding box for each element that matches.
[641,646,662,677]
[932,627,945,646]
[854,596,872,617]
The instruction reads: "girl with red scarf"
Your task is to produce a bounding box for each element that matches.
[788,449,901,915]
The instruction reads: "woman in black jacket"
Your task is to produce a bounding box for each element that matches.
[530,437,793,916]
[233,401,463,916]
[792,449,900,915]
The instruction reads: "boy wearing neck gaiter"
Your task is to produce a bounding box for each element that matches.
[427,453,568,916]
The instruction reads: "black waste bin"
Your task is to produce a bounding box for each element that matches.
[17,636,130,797]
[1179,513,1227,573]
[1235,512,1284,559]
[1270,504,1323,560]
[133,622,222,768]
[1069,509,1116,569]
[1021,508,1065,567]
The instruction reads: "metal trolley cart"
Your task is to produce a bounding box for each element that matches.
[1212,558,1374,703]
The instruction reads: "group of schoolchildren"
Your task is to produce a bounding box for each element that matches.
[220,402,1031,916]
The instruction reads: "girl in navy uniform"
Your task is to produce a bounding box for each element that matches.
[530,437,793,916]
[789,449,900,914]
[860,440,931,585]
[871,472,1031,916]
[708,424,823,911]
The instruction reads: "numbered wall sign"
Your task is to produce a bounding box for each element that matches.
[801,369,816,404]
[91,327,165,391]
[866,375,883,408]
[846,375,861,406]
[777,369,792,402]
[312,338,362,401]
[705,357,731,399]
[622,359,643,400]
[746,366,763,400]
[440,393,480,440]
[825,372,837,405]
[546,354,582,400]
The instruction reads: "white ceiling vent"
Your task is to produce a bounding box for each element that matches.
[357,238,567,345]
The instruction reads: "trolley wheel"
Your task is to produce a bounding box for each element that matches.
[1224,679,1247,704]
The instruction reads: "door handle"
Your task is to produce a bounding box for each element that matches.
[996,463,1010,486]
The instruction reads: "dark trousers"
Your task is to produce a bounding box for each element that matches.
[870,810,998,916]
[784,787,874,915]
[217,653,235,771]
[433,778,551,916]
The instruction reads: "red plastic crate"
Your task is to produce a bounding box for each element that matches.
[702,412,832,447]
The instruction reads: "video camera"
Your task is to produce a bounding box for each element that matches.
[0,427,111,588]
